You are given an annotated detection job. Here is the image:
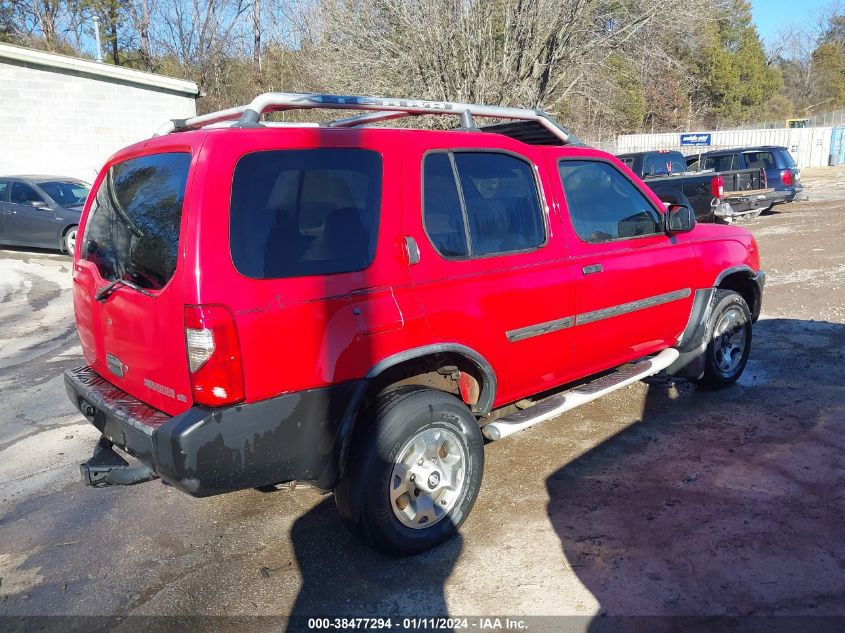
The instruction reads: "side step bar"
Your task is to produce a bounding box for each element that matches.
[481,348,680,441]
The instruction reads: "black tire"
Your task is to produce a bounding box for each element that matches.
[694,289,752,389]
[63,225,78,256]
[335,386,484,556]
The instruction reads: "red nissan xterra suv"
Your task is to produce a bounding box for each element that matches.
[65,93,764,555]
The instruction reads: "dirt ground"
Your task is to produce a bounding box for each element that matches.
[0,167,843,630]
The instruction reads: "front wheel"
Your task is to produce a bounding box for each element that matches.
[695,289,752,389]
[63,225,78,256]
[335,386,484,556]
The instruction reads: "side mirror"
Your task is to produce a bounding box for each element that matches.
[666,204,696,235]
[31,201,50,210]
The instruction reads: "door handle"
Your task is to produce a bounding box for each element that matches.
[582,264,603,275]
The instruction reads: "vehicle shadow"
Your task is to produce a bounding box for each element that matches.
[545,318,845,627]
[285,497,461,632]
[0,245,68,258]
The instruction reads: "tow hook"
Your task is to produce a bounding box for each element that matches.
[80,437,158,487]
[80,400,96,422]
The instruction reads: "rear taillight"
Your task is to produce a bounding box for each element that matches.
[781,169,793,186]
[185,305,244,407]
[711,175,724,199]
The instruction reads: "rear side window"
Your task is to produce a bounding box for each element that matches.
[703,154,737,172]
[230,149,382,279]
[0,181,7,201]
[744,151,776,170]
[82,152,191,290]
[423,151,545,258]
[423,153,468,257]
[558,160,662,243]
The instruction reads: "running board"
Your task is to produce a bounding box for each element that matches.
[481,348,680,441]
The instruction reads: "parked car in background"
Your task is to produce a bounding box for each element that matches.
[685,146,803,209]
[66,93,763,556]
[0,176,90,255]
[617,150,787,222]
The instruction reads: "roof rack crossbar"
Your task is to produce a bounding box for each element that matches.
[154,92,572,144]
[328,110,411,128]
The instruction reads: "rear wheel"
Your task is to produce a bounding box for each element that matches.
[63,225,78,256]
[335,386,484,556]
[695,289,752,389]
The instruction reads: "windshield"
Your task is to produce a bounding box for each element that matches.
[39,181,90,206]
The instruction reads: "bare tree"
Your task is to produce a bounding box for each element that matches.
[6,0,64,46]
[301,0,709,136]
[252,0,262,85]
[123,0,153,70]
[149,0,249,98]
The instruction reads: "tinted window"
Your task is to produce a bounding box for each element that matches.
[775,149,797,169]
[0,181,7,202]
[643,153,687,175]
[40,181,90,206]
[558,160,662,243]
[10,182,43,205]
[423,153,468,257]
[422,151,545,258]
[82,152,191,290]
[703,154,737,172]
[230,149,382,279]
[743,151,776,170]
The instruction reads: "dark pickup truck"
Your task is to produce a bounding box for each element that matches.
[685,146,804,207]
[617,150,789,222]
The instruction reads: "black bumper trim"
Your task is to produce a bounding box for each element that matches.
[64,367,365,497]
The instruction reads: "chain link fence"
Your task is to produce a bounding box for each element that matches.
[712,108,845,131]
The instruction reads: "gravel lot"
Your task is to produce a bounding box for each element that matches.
[1,167,844,629]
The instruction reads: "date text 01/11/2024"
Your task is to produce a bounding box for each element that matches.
[306,617,528,630]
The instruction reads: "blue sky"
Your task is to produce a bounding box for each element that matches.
[751,0,831,43]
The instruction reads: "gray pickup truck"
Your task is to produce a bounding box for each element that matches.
[617,150,788,222]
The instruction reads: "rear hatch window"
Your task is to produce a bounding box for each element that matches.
[82,152,191,289]
[229,149,382,279]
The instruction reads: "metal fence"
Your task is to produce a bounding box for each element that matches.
[726,108,845,131]
[615,126,834,168]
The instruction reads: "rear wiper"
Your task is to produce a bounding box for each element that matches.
[95,278,156,302]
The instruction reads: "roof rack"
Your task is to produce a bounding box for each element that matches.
[154,92,582,145]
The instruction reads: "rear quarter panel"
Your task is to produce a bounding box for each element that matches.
[186,128,431,404]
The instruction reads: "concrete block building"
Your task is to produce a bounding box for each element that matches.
[0,43,198,183]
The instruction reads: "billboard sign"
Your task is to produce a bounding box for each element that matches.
[680,133,712,146]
